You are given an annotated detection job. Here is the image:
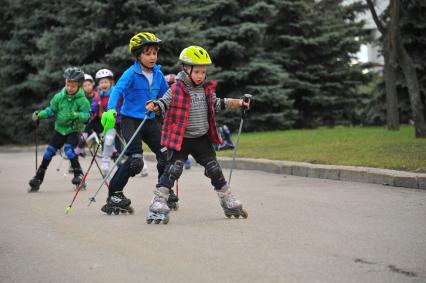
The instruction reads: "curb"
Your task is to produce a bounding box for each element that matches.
[143,154,426,190]
[3,145,425,190]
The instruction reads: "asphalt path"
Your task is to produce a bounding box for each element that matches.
[1,152,425,283]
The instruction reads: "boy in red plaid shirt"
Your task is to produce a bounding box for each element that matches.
[145,46,250,224]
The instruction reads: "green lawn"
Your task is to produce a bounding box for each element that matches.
[216,125,426,172]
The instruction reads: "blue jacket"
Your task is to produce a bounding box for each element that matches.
[108,62,168,119]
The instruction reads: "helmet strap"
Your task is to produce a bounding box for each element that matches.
[183,64,204,87]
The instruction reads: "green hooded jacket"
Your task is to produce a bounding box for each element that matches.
[38,87,90,135]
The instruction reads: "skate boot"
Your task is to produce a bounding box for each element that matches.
[71,169,86,191]
[101,191,134,215]
[167,188,179,211]
[216,185,248,219]
[28,167,46,193]
[146,187,170,224]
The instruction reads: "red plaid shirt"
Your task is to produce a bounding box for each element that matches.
[161,79,223,151]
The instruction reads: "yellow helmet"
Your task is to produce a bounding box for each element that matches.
[129,32,161,56]
[179,46,212,65]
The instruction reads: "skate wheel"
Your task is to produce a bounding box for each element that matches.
[146,218,153,224]
[106,209,112,215]
[235,215,240,218]
[113,208,120,215]
[162,216,169,224]
[121,210,127,214]
[28,186,39,193]
[128,206,134,214]
[154,219,161,224]
[241,210,248,219]
[225,213,232,218]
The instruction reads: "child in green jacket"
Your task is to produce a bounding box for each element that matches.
[28,67,90,192]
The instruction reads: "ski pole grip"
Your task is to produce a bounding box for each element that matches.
[243,93,252,103]
[241,94,252,118]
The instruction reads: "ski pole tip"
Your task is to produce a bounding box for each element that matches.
[65,206,72,214]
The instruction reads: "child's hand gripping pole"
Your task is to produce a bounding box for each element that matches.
[88,111,152,206]
[228,94,252,186]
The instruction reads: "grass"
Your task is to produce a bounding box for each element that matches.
[216,125,426,173]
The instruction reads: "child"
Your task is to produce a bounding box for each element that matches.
[94,68,122,175]
[100,32,169,215]
[145,46,250,224]
[28,67,90,192]
[74,73,102,157]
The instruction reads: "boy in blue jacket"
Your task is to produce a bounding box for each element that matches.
[100,32,169,214]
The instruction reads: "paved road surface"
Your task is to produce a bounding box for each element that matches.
[1,152,425,283]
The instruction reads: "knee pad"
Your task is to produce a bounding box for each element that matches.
[204,160,223,179]
[43,145,57,160]
[64,143,76,159]
[129,154,144,177]
[168,160,184,182]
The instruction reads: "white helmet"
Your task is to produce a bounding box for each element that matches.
[84,74,94,82]
[95,68,114,81]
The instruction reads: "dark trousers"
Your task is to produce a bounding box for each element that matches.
[159,134,227,190]
[41,131,81,171]
[108,116,167,195]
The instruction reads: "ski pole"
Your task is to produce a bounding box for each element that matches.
[66,142,102,214]
[88,113,151,206]
[35,120,39,172]
[228,94,252,186]
[85,139,109,188]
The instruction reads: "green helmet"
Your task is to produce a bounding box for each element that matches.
[129,32,161,57]
[179,46,212,66]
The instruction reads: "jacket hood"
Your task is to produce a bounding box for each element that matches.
[61,87,86,99]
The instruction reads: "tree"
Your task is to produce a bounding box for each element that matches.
[367,0,426,137]
[266,0,369,128]
[177,0,297,131]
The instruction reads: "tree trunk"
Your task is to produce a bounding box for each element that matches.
[391,0,426,137]
[366,0,400,130]
[383,38,399,130]
[396,40,426,137]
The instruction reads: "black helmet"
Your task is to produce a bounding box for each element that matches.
[64,67,84,83]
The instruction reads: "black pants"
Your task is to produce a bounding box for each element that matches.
[108,116,167,195]
[83,116,103,136]
[40,131,82,172]
[158,134,227,190]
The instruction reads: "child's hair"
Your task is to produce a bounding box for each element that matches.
[64,67,85,83]
[129,32,161,58]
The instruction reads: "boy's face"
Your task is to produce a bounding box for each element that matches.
[98,78,112,92]
[187,65,207,86]
[138,46,158,70]
[82,81,94,96]
[65,80,80,95]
